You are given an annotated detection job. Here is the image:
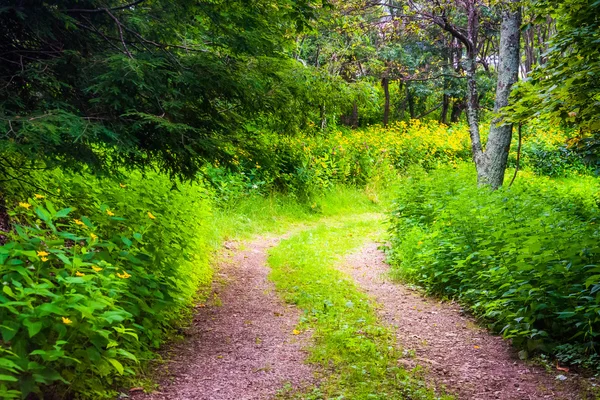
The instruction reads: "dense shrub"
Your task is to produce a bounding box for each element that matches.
[0,173,213,399]
[511,121,591,177]
[204,120,474,203]
[387,165,600,365]
[204,119,588,206]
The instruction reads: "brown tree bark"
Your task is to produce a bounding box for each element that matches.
[430,0,521,188]
[450,98,465,123]
[440,93,449,124]
[382,76,390,127]
[351,101,358,128]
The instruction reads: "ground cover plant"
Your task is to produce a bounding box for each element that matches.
[269,215,452,400]
[387,164,600,368]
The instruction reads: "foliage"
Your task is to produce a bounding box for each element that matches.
[204,118,590,206]
[0,172,214,399]
[509,0,600,133]
[509,119,591,177]
[387,164,600,365]
[205,120,474,203]
[0,0,324,179]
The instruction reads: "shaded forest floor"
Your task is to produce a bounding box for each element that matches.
[134,213,596,400]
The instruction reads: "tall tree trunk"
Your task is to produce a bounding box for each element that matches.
[351,101,358,129]
[440,93,449,124]
[474,3,522,188]
[382,76,390,127]
[421,0,521,188]
[406,85,416,119]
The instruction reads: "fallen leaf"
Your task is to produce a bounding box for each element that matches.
[556,360,569,373]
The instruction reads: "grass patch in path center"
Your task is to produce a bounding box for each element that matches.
[268,214,451,400]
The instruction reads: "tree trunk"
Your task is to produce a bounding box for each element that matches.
[382,76,390,127]
[475,3,522,188]
[351,101,358,128]
[440,93,449,124]
[450,98,465,122]
[406,85,415,119]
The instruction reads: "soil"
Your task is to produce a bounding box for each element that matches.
[343,242,594,400]
[132,236,314,400]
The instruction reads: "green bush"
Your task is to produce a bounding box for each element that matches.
[0,172,214,399]
[387,164,600,365]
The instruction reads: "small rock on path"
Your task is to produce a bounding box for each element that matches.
[133,237,313,400]
[343,242,591,400]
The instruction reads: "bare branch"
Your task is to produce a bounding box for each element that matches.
[104,9,133,59]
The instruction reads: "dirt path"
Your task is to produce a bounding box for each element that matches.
[343,242,590,400]
[134,237,314,400]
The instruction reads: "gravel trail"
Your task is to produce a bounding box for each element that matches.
[343,242,591,400]
[133,237,313,400]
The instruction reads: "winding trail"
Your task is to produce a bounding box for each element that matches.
[133,217,592,400]
[343,241,589,400]
[133,236,314,400]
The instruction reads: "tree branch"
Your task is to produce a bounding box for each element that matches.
[64,0,146,14]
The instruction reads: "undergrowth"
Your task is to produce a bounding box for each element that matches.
[387,163,600,368]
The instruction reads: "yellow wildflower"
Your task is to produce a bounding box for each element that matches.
[34,194,44,199]
[90,233,98,240]
[106,209,115,216]
[74,219,85,226]
[62,317,73,325]
[92,265,103,272]
[292,329,301,335]
[37,251,49,257]
[75,271,85,277]
[40,257,48,262]
[19,202,31,209]
[117,271,131,279]
[119,183,127,188]
[147,211,156,220]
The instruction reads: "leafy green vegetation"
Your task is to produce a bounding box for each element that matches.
[2,0,600,397]
[387,164,600,368]
[0,172,215,399]
[269,215,451,400]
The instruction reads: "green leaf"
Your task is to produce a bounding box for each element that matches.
[0,374,17,382]
[36,303,66,317]
[121,236,132,247]
[0,321,20,342]
[106,358,124,375]
[54,208,73,218]
[23,319,43,338]
[2,286,15,298]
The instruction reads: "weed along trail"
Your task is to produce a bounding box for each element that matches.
[133,236,314,400]
[343,242,590,400]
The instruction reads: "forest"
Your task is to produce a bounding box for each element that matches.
[0,0,599,399]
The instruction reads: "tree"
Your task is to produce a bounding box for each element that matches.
[509,0,600,164]
[0,0,322,181]
[391,0,522,188]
